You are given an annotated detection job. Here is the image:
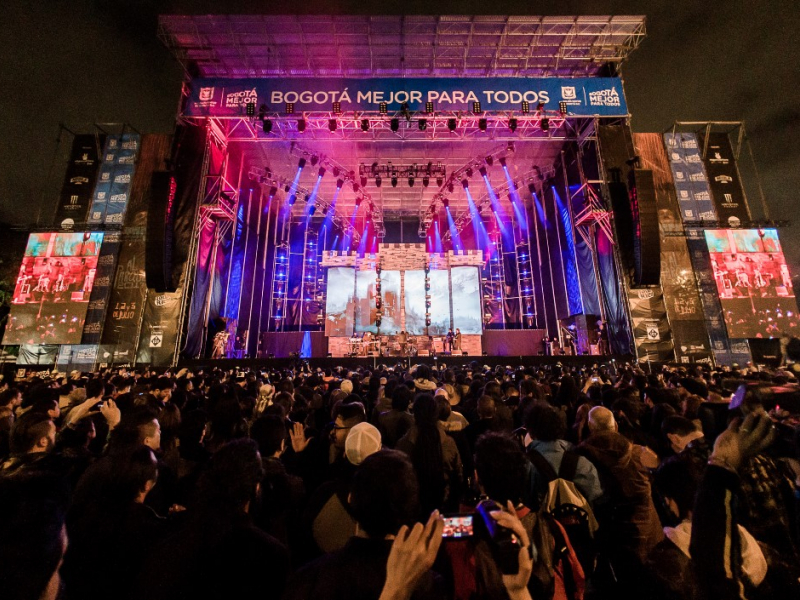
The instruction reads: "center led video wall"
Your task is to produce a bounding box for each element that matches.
[325,266,482,336]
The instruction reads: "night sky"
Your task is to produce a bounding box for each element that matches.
[2,1,799,267]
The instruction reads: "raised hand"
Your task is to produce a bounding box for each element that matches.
[289,422,311,453]
[490,501,534,600]
[380,510,444,600]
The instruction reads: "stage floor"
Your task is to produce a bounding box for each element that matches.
[178,354,633,372]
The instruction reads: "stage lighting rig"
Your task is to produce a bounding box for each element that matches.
[391,176,398,188]
[472,101,482,114]
[390,118,400,132]
[285,103,294,114]
[297,119,306,133]
[447,118,457,132]
[478,166,488,178]
[375,176,382,187]
[361,119,370,132]
[559,101,568,117]
[540,117,549,132]
[422,177,430,187]
[418,119,427,131]
[332,102,342,115]
[425,102,434,114]
[408,177,415,187]
[262,119,273,133]
[328,119,337,132]
[379,102,388,114]
[478,118,487,131]
[508,118,518,133]
[310,155,319,166]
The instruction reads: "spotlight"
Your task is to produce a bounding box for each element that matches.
[308,204,316,215]
[559,101,568,117]
[298,158,307,169]
[436,177,444,187]
[528,183,537,195]
[332,102,342,115]
[284,184,291,192]
[321,206,329,215]
[360,176,368,187]
[391,177,398,188]
[472,101,482,114]
[297,119,306,132]
[499,157,507,168]
[537,102,545,112]
[268,186,278,197]
[328,119,337,132]
[355,197,362,206]
[508,118,518,132]
[361,118,370,132]
[390,118,400,132]
[336,179,344,189]
[447,118,457,132]
[246,102,256,117]
[478,166,487,178]
[262,119,272,133]
[465,167,473,178]
[521,101,530,114]
[288,194,297,205]
[422,177,430,187]
[379,102,388,114]
[447,182,454,193]
[375,176,382,187]
[425,101,434,114]
[418,119,427,131]
[304,193,312,203]
[353,183,360,193]
[540,118,549,132]
[485,156,494,166]
[310,155,319,166]
[333,167,340,177]
[442,198,449,208]
[285,102,294,114]
[408,177,415,187]
[461,179,469,189]
[318,167,326,177]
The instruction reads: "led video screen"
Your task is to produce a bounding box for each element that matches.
[355,270,378,333]
[324,267,355,336]
[377,270,401,334]
[4,232,104,345]
[451,267,483,334]
[405,270,450,335]
[705,229,796,338]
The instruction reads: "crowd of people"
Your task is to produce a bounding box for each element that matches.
[1,358,799,600]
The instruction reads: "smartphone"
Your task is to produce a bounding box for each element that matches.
[442,514,474,539]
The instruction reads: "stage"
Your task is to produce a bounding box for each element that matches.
[178,353,633,373]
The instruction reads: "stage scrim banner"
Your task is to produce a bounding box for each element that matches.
[136,290,182,366]
[699,132,751,227]
[185,77,628,117]
[88,134,140,225]
[81,231,121,345]
[54,134,104,230]
[627,287,674,362]
[663,133,717,224]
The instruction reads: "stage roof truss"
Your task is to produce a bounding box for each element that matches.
[574,182,615,245]
[187,110,584,143]
[159,15,646,79]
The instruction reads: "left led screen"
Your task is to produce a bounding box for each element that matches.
[324,267,355,336]
[3,232,104,345]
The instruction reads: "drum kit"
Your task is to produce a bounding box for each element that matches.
[348,334,419,357]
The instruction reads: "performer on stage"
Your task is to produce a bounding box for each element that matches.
[596,319,609,355]
[445,328,455,353]
[398,330,408,356]
[211,331,229,359]
[454,328,462,354]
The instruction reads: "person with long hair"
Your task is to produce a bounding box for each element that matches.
[396,394,462,515]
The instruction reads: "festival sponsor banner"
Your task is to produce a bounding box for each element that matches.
[699,132,751,227]
[100,236,147,360]
[628,287,674,361]
[81,231,121,344]
[185,77,629,117]
[54,134,104,230]
[136,290,181,366]
[16,344,59,366]
[663,133,718,224]
[670,320,713,364]
[88,134,140,225]
[56,344,98,371]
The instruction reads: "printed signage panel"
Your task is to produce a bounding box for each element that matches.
[185,77,629,118]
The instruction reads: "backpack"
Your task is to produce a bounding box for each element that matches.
[527,448,598,577]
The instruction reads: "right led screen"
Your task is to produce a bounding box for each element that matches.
[705,229,797,338]
[451,266,483,334]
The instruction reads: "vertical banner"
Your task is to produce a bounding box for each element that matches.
[57,344,99,371]
[686,229,736,365]
[627,287,674,362]
[81,231,121,344]
[699,132,751,227]
[136,290,182,365]
[54,134,104,230]
[100,236,147,365]
[88,134,140,225]
[663,133,717,223]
